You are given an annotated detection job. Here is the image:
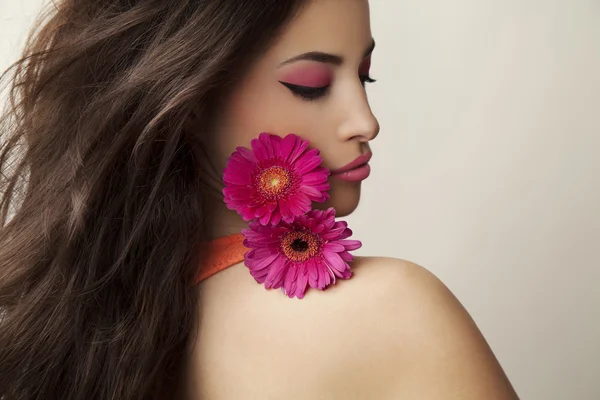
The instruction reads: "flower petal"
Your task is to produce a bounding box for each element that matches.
[280,134,298,160]
[298,184,324,199]
[251,135,270,160]
[340,240,362,251]
[245,249,279,272]
[259,132,276,159]
[324,242,345,252]
[339,251,354,262]
[286,197,309,216]
[302,170,329,185]
[283,264,300,293]
[223,170,252,185]
[316,259,333,288]
[306,259,319,288]
[265,257,288,288]
[237,146,258,163]
[323,251,349,276]
[278,199,292,222]
[227,152,255,170]
[287,136,309,164]
[223,186,253,201]
[293,271,309,299]
[270,211,281,226]
[258,211,272,225]
[294,151,323,175]
[254,205,270,218]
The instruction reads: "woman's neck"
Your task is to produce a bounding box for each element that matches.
[205,198,249,240]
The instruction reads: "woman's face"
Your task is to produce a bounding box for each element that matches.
[211,0,379,217]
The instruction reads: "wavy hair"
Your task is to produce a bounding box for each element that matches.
[0,0,305,398]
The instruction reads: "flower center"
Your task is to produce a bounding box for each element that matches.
[291,239,309,252]
[257,166,292,199]
[281,230,321,262]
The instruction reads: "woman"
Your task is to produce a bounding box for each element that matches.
[0,0,519,399]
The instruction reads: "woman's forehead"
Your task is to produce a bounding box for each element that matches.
[264,0,373,66]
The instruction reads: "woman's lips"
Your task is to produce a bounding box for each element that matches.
[330,152,372,182]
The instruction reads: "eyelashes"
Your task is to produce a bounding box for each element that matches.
[359,75,377,87]
[360,75,377,85]
[279,81,328,101]
[279,75,377,102]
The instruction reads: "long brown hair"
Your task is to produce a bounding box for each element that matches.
[0,1,305,398]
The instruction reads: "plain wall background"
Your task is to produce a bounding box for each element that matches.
[2,1,599,399]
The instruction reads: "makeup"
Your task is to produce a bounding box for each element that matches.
[278,63,332,88]
[330,152,372,182]
[359,56,371,76]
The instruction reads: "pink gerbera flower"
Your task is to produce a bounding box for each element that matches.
[223,133,330,226]
[241,208,361,299]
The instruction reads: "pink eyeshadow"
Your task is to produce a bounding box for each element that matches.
[279,65,332,87]
[359,57,371,75]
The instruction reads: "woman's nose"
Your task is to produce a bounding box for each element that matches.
[336,91,380,143]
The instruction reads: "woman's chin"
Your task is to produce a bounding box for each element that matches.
[314,181,362,217]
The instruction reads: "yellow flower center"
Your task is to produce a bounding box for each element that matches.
[280,230,320,262]
[257,166,292,199]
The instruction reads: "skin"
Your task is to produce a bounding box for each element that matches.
[201,0,379,238]
[186,0,520,399]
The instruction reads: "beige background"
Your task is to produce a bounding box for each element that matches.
[2,1,599,399]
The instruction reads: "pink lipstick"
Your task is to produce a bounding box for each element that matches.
[330,152,372,182]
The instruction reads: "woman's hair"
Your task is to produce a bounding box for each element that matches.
[0,0,306,398]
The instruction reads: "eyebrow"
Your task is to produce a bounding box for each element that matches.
[279,39,376,67]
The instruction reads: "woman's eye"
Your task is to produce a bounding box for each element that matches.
[360,75,377,86]
[279,81,329,101]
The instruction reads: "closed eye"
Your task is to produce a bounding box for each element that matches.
[279,81,329,101]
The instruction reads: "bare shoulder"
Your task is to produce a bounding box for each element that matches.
[189,257,519,399]
[339,256,520,399]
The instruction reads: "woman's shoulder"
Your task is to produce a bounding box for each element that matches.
[332,255,518,398]
[191,257,518,399]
